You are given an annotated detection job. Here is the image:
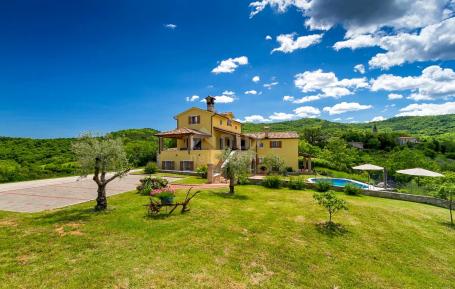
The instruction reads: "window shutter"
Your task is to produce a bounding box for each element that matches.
[188,116,192,124]
[180,161,184,171]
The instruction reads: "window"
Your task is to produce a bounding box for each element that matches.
[270,141,282,148]
[180,161,194,171]
[188,115,200,124]
[259,142,264,148]
[225,138,231,148]
[219,138,224,149]
[227,120,232,126]
[161,161,175,170]
[192,138,202,150]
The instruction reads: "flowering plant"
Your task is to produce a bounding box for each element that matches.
[150,186,175,204]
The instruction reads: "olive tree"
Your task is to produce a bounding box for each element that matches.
[219,149,254,194]
[72,133,131,211]
[313,191,348,224]
[263,155,285,175]
[438,184,455,226]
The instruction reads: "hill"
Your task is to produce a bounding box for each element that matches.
[242,114,455,137]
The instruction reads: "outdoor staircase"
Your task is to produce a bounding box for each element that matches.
[211,151,236,184]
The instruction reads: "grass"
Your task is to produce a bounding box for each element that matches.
[172,176,207,185]
[0,186,454,288]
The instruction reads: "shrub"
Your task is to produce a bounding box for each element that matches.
[196,165,208,179]
[344,183,362,195]
[137,177,169,195]
[286,167,293,173]
[263,175,282,188]
[144,162,158,174]
[263,155,285,175]
[315,180,331,192]
[288,176,306,190]
[237,174,250,185]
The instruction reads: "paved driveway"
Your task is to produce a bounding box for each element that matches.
[0,174,176,213]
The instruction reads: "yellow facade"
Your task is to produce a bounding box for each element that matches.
[156,100,299,173]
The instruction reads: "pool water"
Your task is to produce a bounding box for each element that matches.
[309,178,369,189]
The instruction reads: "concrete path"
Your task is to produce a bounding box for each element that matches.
[0,174,177,213]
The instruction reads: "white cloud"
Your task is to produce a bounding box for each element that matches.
[283,95,295,102]
[252,75,260,82]
[397,102,455,116]
[186,95,199,102]
[388,93,404,100]
[370,116,386,122]
[369,18,455,69]
[334,35,378,50]
[269,112,295,121]
[353,64,366,74]
[164,24,177,29]
[250,0,451,36]
[203,91,237,104]
[371,65,455,101]
[264,81,279,89]
[211,56,249,74]
[242,114,271,123]
[245,90,258,95]
[265,35,273,40]
[323,102,373,115]
[294,69,368,98]
[272,33,323,53]
[293,105,321,117]
[292,95,321,103]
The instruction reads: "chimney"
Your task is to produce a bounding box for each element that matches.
[205,96,216,112]
[264,126,270,138]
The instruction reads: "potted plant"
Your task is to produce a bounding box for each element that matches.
[151,187,175,205]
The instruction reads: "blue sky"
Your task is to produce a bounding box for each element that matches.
[1,0,455,138]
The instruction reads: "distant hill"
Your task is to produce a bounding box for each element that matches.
[243,114,455,137]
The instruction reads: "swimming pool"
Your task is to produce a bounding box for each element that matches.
[308,178,369,189]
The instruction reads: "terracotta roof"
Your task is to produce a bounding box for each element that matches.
[155,128,211,138]
[243,131,299,139]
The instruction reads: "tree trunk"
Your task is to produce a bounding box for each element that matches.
[229,176,235,194]
[95,183,107,211]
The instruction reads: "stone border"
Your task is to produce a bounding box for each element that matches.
[248,177,451,209]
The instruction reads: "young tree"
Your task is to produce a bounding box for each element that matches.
[313,191,348,224]
[438,184,455,226]
[72,133,131,211]
[219,149,254,194]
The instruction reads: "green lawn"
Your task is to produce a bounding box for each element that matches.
[0,186,454,288]
[171,175,207,185]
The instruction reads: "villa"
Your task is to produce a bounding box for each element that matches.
[156,96,299,173]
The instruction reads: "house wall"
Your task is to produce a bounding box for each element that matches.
[252,138,299,171]
[158,149,223,170]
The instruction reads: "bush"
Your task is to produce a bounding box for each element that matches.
[144,162,158,174]
[237,174,250,185]
[288,176,307,190]
[263,175,282,188]
[315,180,331,192]
[344,183,362,195]
[137,177,169,195]
[286,167,293,173]
[196,165,208,178]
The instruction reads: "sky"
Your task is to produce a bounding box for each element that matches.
[1,0,455,138]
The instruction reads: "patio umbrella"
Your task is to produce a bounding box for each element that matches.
[396,168,444,177]
[397,168,444,186]
[352,164,384,189]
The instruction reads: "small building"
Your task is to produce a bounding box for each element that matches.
[397,136,419,146]
[348,142,364,150]
[155,96,299,173]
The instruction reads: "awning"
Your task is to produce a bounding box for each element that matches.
[155,128,211,138]
[396,168,444,177]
